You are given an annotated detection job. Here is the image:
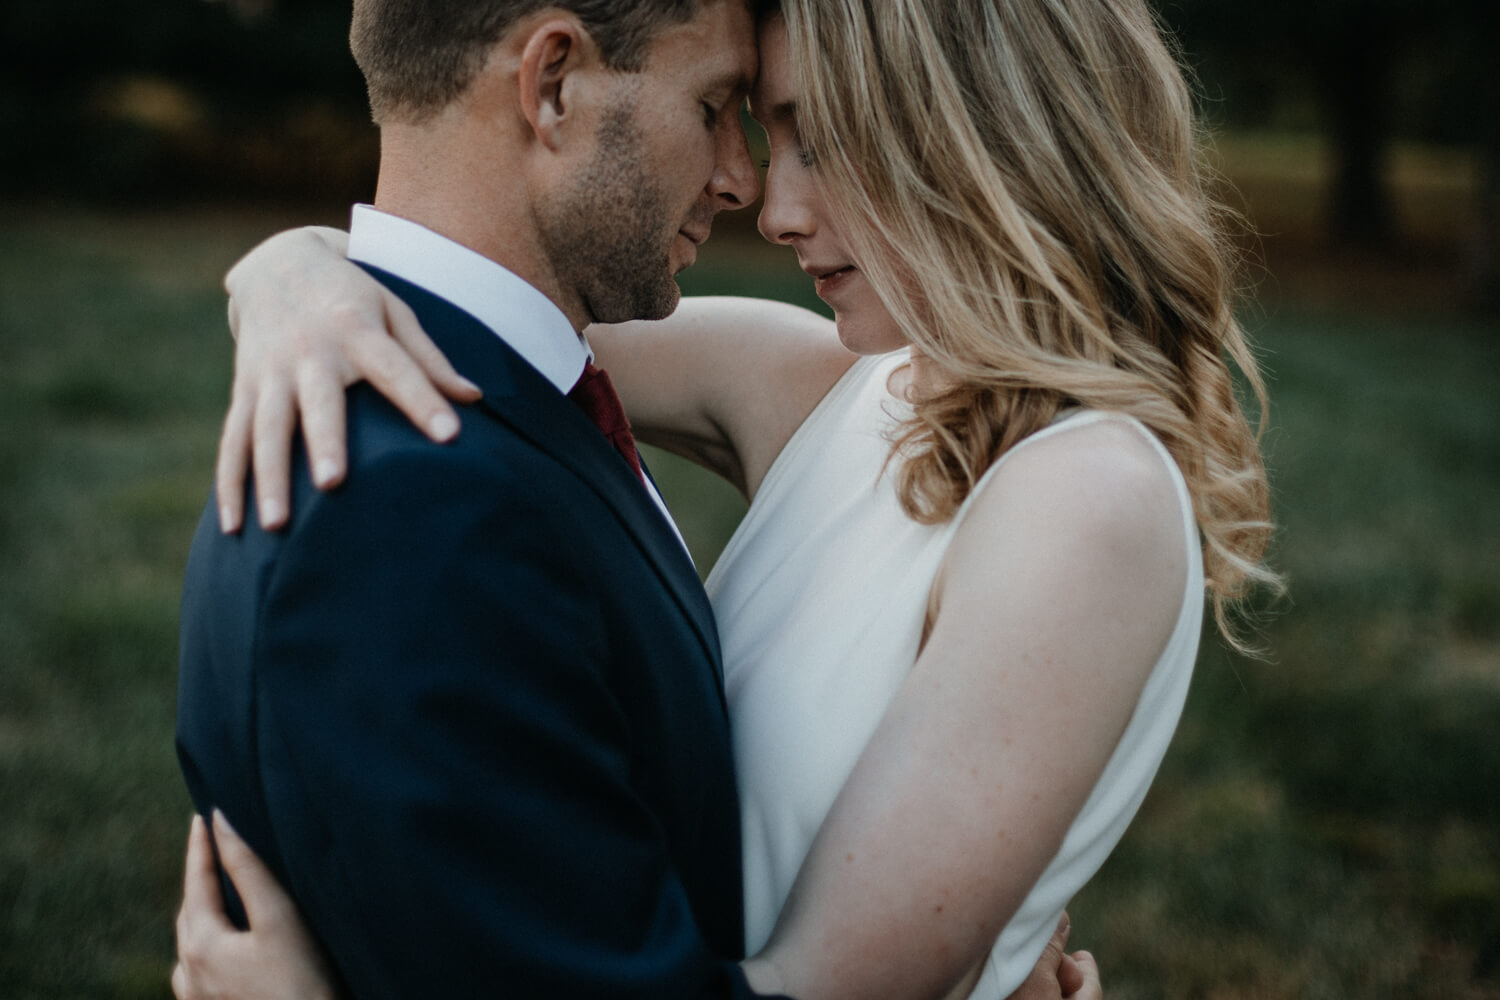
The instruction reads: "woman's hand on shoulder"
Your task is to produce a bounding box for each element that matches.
[174,812,338,1000]
[218,226,480,534]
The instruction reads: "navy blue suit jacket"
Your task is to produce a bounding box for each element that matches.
[177,268,781,998]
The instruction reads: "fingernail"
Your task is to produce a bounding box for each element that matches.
[1057,912,1070,934]
[259,498,284,528]
[219,505,238,534]
[459,376,480,394]
[212,808,238,839]
[314,459,340,488]
[430,412,460,441]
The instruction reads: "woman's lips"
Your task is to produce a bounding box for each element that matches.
[813,266,856,297]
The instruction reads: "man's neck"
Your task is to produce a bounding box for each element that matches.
[372,122,585,333]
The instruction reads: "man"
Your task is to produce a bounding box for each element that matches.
[178,1,774,996]
[176,2,1094,997]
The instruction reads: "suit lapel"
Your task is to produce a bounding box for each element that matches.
[357,266,727,698]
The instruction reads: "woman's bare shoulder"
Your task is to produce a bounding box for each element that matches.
[977,416,1184,542]
[938,415,1189,662]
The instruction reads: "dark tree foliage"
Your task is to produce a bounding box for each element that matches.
[2,0,362,106]
[1154,0,1496,260]
[0,0,369,201]
[2,0,1495,293]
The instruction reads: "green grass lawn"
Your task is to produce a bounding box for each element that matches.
[1,205,1496,999]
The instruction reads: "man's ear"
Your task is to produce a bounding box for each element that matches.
[517,16,595,151]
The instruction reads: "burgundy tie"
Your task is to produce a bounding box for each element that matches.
[568,361,645,484]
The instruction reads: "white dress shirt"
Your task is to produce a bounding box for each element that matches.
[347,205,689,554]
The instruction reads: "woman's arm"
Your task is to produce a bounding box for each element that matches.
[174,818,1098,1000]
[743,420,1185,1000]
[217,229,853,529]
[590,298,855,497]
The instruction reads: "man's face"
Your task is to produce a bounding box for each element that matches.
[538,1,760,324]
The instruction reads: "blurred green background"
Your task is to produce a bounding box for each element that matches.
[1,1,1497,997]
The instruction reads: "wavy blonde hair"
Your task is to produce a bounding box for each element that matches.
[778,0,1278,649]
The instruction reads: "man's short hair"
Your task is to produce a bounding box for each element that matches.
[351,0,705,123]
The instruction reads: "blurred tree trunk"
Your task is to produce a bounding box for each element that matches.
[1468,13,1500,314]
[1471,113,1499,314]
[1316,21,1396,247]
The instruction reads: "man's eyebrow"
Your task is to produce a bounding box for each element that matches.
[709,71,755,102]
[732,72,757,101]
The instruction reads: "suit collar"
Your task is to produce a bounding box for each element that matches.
[347,204,589,394]
[357,265,727,704]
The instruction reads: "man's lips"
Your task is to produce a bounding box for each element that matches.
[674,229,708,273]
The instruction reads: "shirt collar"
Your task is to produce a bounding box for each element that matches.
[346,204,590,394]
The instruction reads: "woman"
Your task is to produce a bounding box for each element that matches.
[177,0,1274,996]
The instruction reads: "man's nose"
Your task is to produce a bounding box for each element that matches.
[709,118,760,210]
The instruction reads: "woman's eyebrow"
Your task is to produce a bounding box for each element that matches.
[767,100,798,123]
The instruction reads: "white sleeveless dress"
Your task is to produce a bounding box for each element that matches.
[705,350,1204,997]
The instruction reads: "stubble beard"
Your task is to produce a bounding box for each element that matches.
[539,100,683,325]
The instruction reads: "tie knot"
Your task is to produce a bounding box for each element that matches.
[568,362,644,483]
[570,363,630,437]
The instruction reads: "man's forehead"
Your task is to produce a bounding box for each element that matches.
[677,0,758,46]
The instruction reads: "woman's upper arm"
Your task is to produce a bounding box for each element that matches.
[749,422,1188,1000]
[590,297,855,496]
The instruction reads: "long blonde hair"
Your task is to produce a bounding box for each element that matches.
[779,0,1278,649]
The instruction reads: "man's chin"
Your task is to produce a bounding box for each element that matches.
[639,282,683,321]
[589,277,680,324]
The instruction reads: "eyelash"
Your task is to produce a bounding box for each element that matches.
[759,150,818,171]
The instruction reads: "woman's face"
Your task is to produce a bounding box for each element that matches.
[749,18,907,356]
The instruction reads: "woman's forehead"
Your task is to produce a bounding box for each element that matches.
[749,18,795,122]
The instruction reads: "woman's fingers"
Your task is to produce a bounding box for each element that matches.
[212,810,292,931]
[1066,950,1100,1000]
[297,360,349,492]
[250,379,296,531]
[174,811,336,1000]
[176,815,233,1000]
[218,225,468,531]
[1005,912,1080,1000]
[348,322,463,443]
[385,290,481,406]
[215,391,254,534]
[1049,912,1083,996]
[1057,952,1085,996]
[179,815,230,933]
